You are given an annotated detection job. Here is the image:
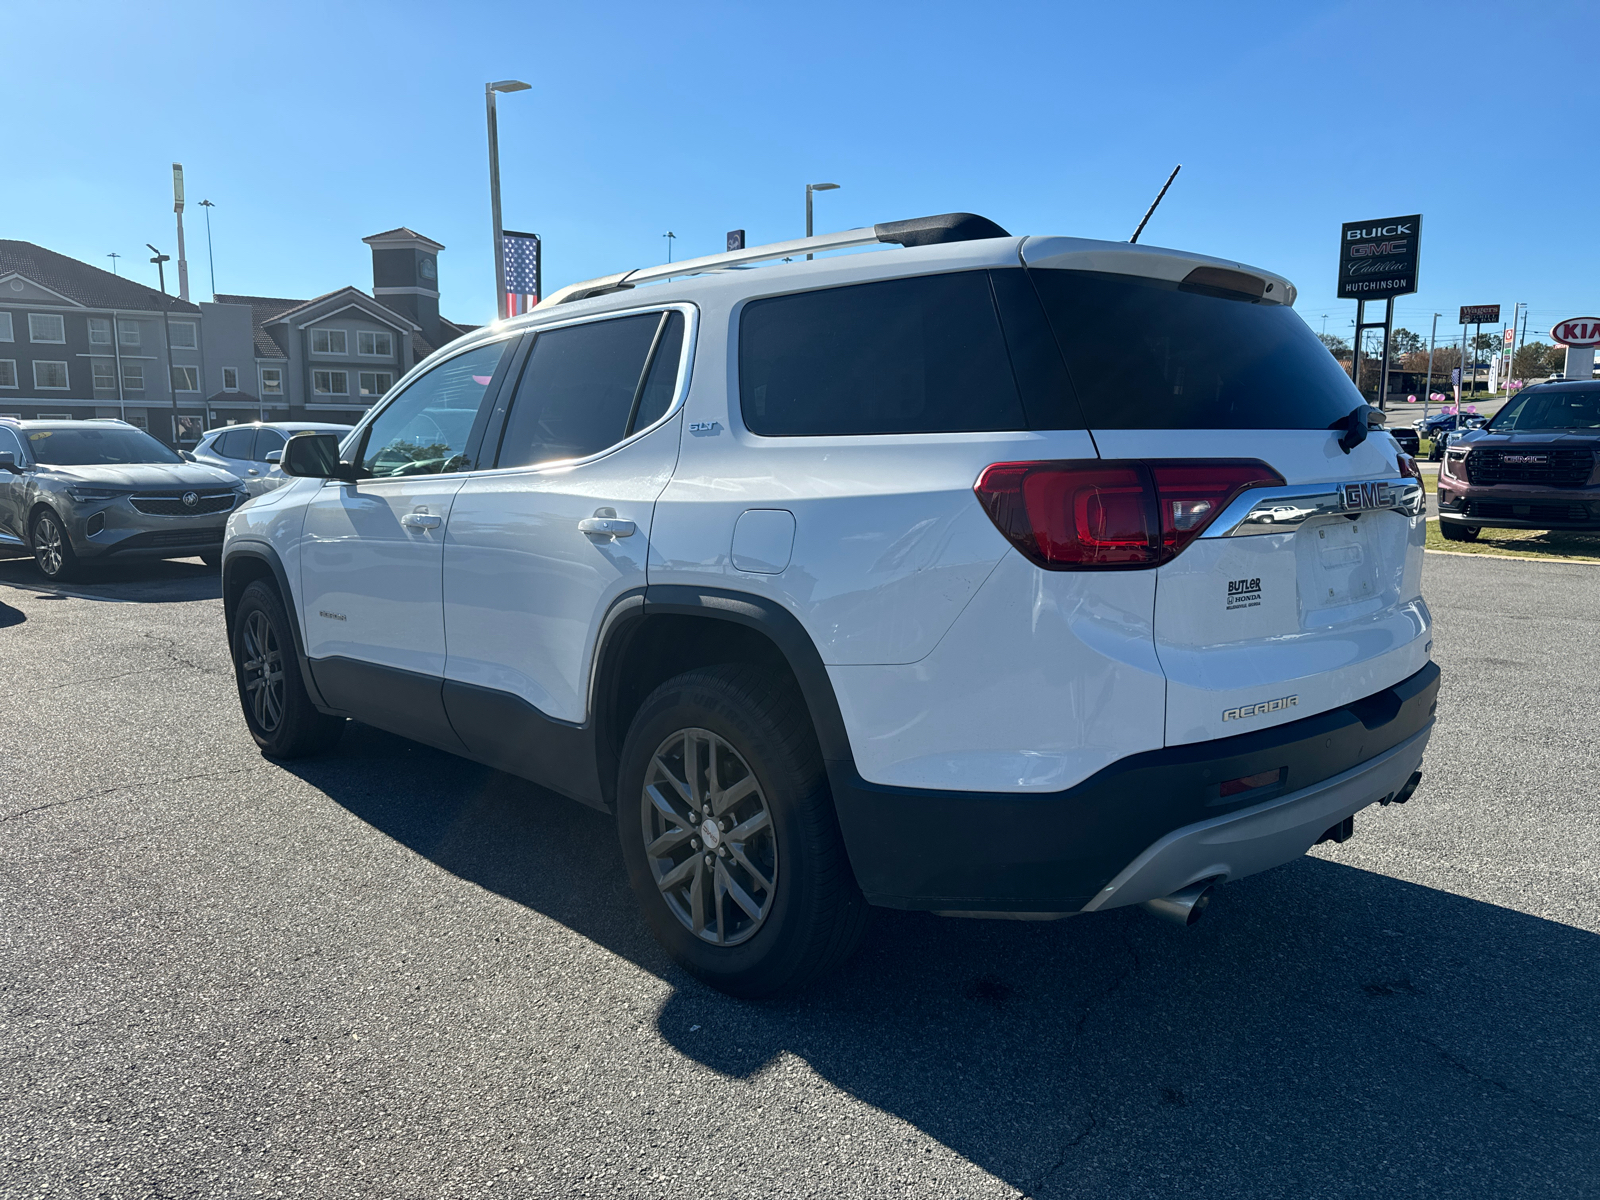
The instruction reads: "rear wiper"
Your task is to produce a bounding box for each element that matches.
[1332,405,1369,455]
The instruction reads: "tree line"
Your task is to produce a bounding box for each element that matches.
[1315,330,1565,381]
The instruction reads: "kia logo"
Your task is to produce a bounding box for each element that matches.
[181,491,199,508]
[1551,317,1600,348]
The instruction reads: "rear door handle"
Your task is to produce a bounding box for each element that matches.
[401,512,442,529]
[578,517,635,537]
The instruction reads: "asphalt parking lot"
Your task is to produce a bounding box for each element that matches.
[3,551,1598,1199]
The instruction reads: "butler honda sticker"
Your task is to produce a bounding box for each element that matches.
[1337,214,1422,299]
[1227,576,1263,611]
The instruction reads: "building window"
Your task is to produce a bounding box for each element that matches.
[36,413,72,420]
[311,328,348,355]
[0,312,12,341]
[93,361,117,389]
[29,313,66,343]
[357,330,393,357]
[34,360,69,389]
[223,366,239,391]
[358,371,394,397]
[0,360,16,388]
[88,317,113,344]
[260,368,283,395]
[125,413,147,429]
[171,365,200,392]
[169,320,198,350]
[118,320,141,347]
[313,369,349,395]
[122,363,144,390]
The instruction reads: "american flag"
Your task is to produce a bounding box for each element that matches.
[503,230,541,314]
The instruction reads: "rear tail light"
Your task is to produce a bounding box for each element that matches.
[973,459,1284,570]
[1397,454,1422,481]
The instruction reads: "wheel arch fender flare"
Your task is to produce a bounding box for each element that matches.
[223,539,330,711]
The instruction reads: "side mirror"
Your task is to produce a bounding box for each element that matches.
[0,451,20,474]
[180,449,198,462]
[1365,408,1388,427]
[281,432,354,480]
[264,450,282,465]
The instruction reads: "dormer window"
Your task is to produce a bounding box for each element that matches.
[357,330,393,357]
[312,328,348,355]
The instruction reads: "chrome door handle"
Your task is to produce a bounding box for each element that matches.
[247,469,259,475]
[578,517,635,537]
[401,512,442,529]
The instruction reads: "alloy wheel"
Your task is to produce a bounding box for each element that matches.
[34,515,63,577]
[641,727,778,946]
[240,609,286,733]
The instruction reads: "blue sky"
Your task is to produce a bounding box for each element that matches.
[5,0,1594,343]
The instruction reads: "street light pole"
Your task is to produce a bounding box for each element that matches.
[486,79,532,321]
[805,182,839,260]
[1423,312,1440,422]
[199,199,217,299]
[148,245,178,446]
[663,232,676,263]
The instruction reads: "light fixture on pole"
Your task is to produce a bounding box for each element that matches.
[147,244,179,446]
[805,182,839,260]
[107,252,121,276]
[663,232,676,263]
[486,79,532,321]
[199,199,218,299]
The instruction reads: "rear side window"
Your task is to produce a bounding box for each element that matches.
[739,271,1027,436]
[496,311,682,469]
[253,429,286,461]
[215,428,254,458]
[1029,269,1363,430]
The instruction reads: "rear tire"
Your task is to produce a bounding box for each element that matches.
[231,580,344,758]
[30,509,80,582]
[1440,521,1480,542]
[616,665,868,998]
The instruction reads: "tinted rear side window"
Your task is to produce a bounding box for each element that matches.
[1030,269,1363,430]
[496,313,662,468]
[215,428,254,458]
[739,271,1026,436]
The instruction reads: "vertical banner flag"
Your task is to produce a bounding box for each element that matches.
[503,230,541,315]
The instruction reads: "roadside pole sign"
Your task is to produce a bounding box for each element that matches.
[726,230,746,251]
[1551,316,1600,382]
[1460,304,1500,325]
[1338,216,1422,299]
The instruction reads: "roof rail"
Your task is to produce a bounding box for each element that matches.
[539,212,1010,307]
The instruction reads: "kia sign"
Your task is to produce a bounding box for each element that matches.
[1550,317,1600,348]
[1460,304,1500,325]
[1337,214,1421,299]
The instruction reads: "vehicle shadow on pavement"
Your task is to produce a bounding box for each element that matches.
[0,556,220,603]
[299,722,1600,1198]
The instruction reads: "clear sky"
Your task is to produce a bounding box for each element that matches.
[5,0,1593,344]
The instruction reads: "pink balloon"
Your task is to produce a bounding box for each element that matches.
[1407,395,1417,402]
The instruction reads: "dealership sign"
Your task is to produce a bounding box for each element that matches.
[1337,214,1421,299]
[1550,317,1600,348]
[1459,304,1500,325]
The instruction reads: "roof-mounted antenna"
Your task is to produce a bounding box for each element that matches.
[1129,164,1181,244]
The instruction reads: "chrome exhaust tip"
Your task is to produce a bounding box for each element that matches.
[1141,881,1215,927]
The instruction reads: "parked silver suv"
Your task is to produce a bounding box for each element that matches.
[0,418,246,581]
[193,422,353,497]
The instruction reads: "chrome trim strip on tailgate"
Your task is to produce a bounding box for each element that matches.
[1203,479,1424,538]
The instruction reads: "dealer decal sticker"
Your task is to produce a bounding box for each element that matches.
[1227,577,1262,611]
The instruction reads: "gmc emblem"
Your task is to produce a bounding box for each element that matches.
[1340,481,1392,512]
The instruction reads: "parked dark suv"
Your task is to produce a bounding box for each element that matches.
[1436,382,1600,541]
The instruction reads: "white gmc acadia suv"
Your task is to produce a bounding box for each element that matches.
[221,213,1436,997]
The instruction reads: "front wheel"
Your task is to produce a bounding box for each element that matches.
[616,665,867,998]
[231,580,345,758]
[1440,521,1480,542]
[31,509,80,582]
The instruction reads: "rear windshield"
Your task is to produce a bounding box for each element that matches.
[26,426,183,466]
[1488,385,1600,431]
[1029,269,1364,430]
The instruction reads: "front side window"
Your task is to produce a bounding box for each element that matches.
[169,321,198,350]
[92,361,116,389]
[496,311,683,469]
[260,368,283,394]
[313,370,349,395]
[1489,385,1600,431]
[88,317,112,344]
[27,425,182,465]
[29,313,66,343]
[739,273,1025,436]
[0,312,13,341]
[118,320,141,347]
[1028,269,1364,430]
[358,371,393,397]
[357,330,393,357]
[122,363,144,390]
[358,339,511,478]
[171,365,199,391]
[222,366,239,391]
[34,361,68,389]
[311,328,348,355]
[0,360,16,388]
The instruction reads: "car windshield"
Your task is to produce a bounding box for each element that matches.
[1488,386,1600,431]
[26,426,183,465]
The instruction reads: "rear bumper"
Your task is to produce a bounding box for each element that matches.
[829,661,1440,913]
